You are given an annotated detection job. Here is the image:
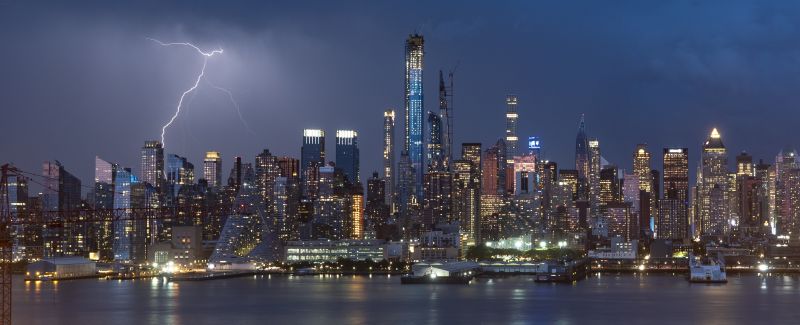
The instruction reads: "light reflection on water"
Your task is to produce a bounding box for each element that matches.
[14,274,800,324]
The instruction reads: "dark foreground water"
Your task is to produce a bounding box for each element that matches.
[14,273,800,324]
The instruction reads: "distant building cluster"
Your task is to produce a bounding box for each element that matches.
[3,33,800,271]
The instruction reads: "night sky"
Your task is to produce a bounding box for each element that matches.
[2,1,800,193]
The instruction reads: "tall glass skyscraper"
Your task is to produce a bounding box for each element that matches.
[383,110,396,212]
[301,129,325,178]
[505,95,519,164]
[699,128,728,235]
[42,160,82,257]
[112,167,135,262]
[335,130,360,183]
[427,112,443,172]
[405,34,425,201]
[166,154,194,201]
[575,115,589,199]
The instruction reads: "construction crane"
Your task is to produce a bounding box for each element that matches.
[0,165,14,325]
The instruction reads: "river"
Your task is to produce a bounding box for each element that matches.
[14,273,800,324]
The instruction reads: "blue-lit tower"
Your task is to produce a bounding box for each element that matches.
[405,34,424,201]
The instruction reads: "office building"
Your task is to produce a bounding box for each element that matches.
[336,130,360,183]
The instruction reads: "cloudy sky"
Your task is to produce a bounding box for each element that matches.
[2,0,800,192]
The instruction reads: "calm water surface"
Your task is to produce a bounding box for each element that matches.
[14,273,800,324]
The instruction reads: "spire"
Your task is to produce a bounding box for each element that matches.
[439,70,446,96]
[710,128,720,139]
[704,127,725,149]
[578,114,586,133]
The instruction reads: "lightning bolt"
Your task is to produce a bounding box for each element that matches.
[206,79,256,136]
[148,38,223,148]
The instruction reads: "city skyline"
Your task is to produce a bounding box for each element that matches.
[4,1,800,189]
[4,2,800,324]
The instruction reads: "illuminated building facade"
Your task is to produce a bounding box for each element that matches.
[301,129,325,198]
[427,112,444,171]
[505,95,519,164]
[140,140,165,193]
[699,128,729,235]
[559,169,579,201]
[203,151,222,189]
[422,171,453,228]
[588,138,601,216]
[255,149,281,214]
[383,109,396,211]
[453,160,480,245]
[350,192,364,239]
[663,148,689,240]
[513,154,537,196]
[404,34,425,201]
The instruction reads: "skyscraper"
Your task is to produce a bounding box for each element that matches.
[383,109,396,212]
[42,161,82,257]
[699,128,729,236]
[662,148,689,240]
[427,112,444,171]
[775,149,798,235]
[633,144,654,223]
[301,129,325,176]
[404,34,425,201]
[335,130,360,183]
[140,140,165,193]
[255,149,281,213]
[574,115,589,199]
[439,71,453,169]
[203,151,222,189]
[588,138,601,215]
[112,167,138,262]
[228,156,243,192]
[736,151,754,177]
[422,170,453,228]
[165,154,194,202]
[505,95,519,164]
[633,144,652,194]
[453,159,480,245]
[301,129,325,197]
[482,145,501,195]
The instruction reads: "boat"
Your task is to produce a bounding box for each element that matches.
[292,267,318,276]
[688,253,727,283]
[400,273,472,284]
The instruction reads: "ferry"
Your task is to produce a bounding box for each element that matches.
[292,267,318,276]
[688,253,727,283]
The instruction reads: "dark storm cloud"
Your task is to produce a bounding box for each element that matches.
[2,0,800,190]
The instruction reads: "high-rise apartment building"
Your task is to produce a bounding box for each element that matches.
[140,140,165,193]
[203,151,222,189]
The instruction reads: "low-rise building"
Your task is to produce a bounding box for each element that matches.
[149,226,206,271]
[26,257,96,280]
[285,239,386,263]
[588,238,638,260]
